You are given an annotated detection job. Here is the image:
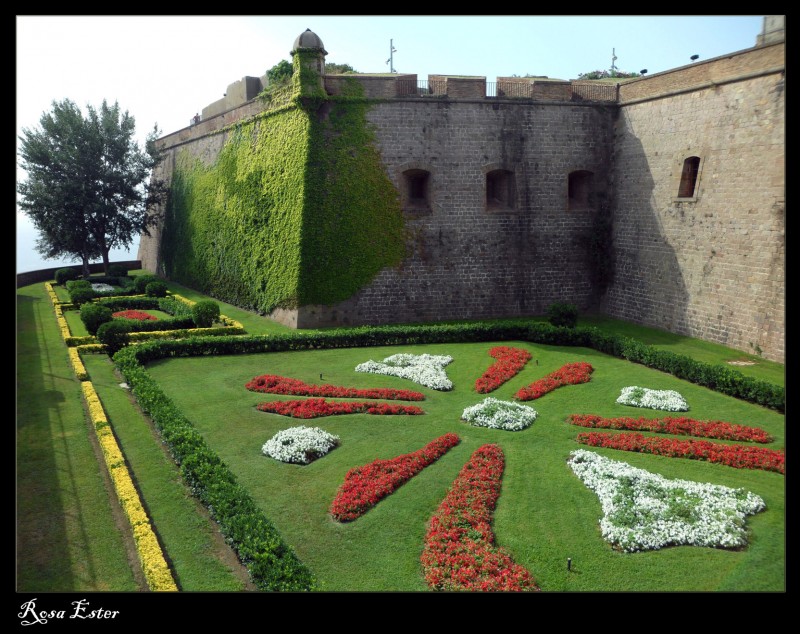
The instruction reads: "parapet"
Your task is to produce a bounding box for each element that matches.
[202,75,267,120]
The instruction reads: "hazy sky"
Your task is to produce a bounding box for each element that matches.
[16,15,767,272]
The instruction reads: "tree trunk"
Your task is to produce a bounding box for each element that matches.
[81,254,91,278]
[101,249,110,275]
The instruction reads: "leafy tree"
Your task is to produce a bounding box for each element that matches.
[17,98,167,275]
[324,62,357,74]
[267,59,293,88]
[577,69,641,80]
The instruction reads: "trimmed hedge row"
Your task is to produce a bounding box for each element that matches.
[121,321,784,412]
[113,347,317,592]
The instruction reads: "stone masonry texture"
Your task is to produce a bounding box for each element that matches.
[140,39,784,362]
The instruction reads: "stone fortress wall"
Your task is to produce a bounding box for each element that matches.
[140,18,784,362]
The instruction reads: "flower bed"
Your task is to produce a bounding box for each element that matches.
[461,397,537,431]
[91,283,117,294]
[256,398,424,419]
[246,374,424,401]
[356,353,454,391]
[567,414,773,443]
[567,449,766,552]
[113,310,158,321]
[515,362,594,400]
[616,386,688,411]
[575,432,785,474]
[420,444,538,591]
[330,433,460,522]
[475,346,532,393]
[262,426,340,465]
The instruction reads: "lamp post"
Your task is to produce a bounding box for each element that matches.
[386,39,397,73]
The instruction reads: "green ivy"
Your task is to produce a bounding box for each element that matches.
[160,62,406,315]
[299,77,406,304]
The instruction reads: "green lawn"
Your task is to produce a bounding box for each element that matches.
[19,274,785,592]
[82,354,248,591]
[17,283,138,591]
[145,341,785,591]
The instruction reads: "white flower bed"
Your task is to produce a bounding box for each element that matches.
[262,426,340,465]
[567,449,765,552]
[355,353,454,391]
[616,386,688,411]
[461,397,537,431]
[91,283,116,294]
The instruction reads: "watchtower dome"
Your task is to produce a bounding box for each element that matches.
[291,29,327,94]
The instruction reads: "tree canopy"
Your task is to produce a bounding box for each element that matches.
[17,98,166,275]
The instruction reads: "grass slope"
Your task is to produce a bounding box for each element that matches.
[16,284,137,591]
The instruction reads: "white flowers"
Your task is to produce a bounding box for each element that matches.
[617,386,688,411]
[567,449,765,552]
[91,283,116,294]
[262,426,340,465]
[355,353,454,391]
[461,398,537,431]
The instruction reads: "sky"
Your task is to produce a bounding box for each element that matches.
[16,14,767,273]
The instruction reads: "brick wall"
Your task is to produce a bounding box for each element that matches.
[429,76,487,99]
[295,99,615,327]
[607,70,785,362]
[325,74,416,98]
[618,42,784,103]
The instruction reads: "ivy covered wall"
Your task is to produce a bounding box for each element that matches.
[158,58,406,315]
[160,108,308,313]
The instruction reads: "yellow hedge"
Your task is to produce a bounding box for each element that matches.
[80,381,178,591]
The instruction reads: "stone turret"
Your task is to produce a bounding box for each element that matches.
[291,28,327,95]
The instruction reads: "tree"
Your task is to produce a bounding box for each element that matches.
[266,59,293,88]
[17,99,167,275]
[324,62,357,74]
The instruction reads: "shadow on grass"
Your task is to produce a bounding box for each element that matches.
[17,288,114,590]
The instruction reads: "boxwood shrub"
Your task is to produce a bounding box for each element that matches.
[80,303,113,335]
[134,274,159,294]
[55,267,80,285]
[547,302,579,328]
[145,281,168,298]
[192,300,220,328]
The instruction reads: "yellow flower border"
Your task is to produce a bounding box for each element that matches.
[82,382,178,592]
[45,283,178,591]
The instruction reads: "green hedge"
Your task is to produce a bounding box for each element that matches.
[96,296,161,311]
[120,321,784,411]
[112,347,317,591]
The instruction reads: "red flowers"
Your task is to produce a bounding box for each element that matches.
[330,433,460,522]
[256,398,424,419]
[420,444,539,592]
[113,310,157,321]
[515,362,594,400]
[568,414,773,443]
[575,432,785,474]
[246,375,425,401]
[475,346,532,394]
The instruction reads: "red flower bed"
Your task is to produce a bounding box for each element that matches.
[330,433,460,522]
[515,362,594,401]
[420,444,539,592]
[475,346,532,394]
[568,414,773,443]
[256,398,424,419]
[575,432,785,474]
[112,310,157,321]
[246,375,424,401]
